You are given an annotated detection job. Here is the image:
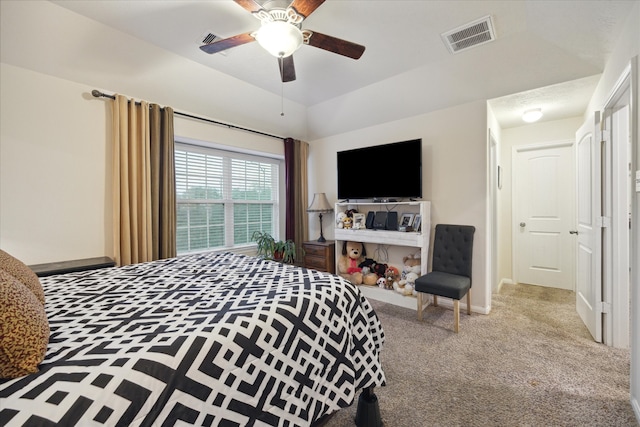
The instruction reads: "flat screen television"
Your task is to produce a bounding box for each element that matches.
[337,139,422,201]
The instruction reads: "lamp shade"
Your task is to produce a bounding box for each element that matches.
[307,193,333,213]
[255,21,303,58]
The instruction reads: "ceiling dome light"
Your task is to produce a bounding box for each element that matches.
[522,108,543,123]
[255,21,303,58]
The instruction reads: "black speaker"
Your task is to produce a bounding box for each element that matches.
[373,211,387,229]
[386,212,398,230]
[365,211,376,229]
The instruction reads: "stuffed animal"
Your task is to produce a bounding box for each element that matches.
[358,258,380,285]
[371,263,387,277]
[338,242,379,285]
[338,241,366,284]
[385,266,400,290]
[359,258,377,270]
[397,255,421,295]
[363,271,379,286]
[343,217,353,229]
[336,212,347,229]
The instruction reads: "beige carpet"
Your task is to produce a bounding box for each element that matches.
[326,283,637,426]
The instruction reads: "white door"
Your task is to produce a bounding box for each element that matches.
[575,117,602,342]
[513,142,575,290]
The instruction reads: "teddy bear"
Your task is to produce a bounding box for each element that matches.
[385,266,400,290]
[393,255,421,295]
[338,241,378,285]
[336,212,347,228]
[338,241,365,284]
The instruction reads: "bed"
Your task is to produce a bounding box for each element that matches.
[0,251,385,426]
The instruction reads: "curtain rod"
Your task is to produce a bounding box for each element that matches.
[91,90,285,141]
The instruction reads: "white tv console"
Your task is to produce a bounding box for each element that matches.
[334,201,431,310]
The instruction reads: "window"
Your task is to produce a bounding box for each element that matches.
[175,142,280,254]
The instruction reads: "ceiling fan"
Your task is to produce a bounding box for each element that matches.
[199,0,366,82]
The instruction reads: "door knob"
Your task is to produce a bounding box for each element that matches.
[519,222,526,227]
[569,230,579,235]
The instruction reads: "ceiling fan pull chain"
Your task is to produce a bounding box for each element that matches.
[280,54,285,117]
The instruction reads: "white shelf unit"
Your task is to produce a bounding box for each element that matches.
[334,201,431,310]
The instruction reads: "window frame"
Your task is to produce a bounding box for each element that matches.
[175,139,284,255]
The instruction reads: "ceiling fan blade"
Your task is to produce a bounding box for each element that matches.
[234,0,265,14]
[200,32,255,54]
[289,0,326,19]
[304,30,365,59]
[278,56,296,82]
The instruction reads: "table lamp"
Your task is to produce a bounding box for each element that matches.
[307,193,333,242]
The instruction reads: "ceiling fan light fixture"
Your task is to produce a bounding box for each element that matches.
[522,108,543,123]
[255,20,303,58]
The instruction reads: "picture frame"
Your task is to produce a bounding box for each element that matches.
[400,213,415,227]
[353,213,366,229]
[413,214,422,232]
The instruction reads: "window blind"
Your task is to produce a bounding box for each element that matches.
[175,142,280,254]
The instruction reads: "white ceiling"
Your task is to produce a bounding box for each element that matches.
[43,1,639,129]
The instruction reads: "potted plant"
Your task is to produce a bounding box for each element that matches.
[251,231,276,259]
[274,239,297,264]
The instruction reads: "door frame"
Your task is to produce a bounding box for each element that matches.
[601,63,632,348]
[489,129,499,293]
[511,139,576,289]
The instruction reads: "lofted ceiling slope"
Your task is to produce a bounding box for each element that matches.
[4,0,638,138]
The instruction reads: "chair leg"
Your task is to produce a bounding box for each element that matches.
[453,299,460,333]
[417,293,423,321]
[466,291,471,315]
[433,295,438,307]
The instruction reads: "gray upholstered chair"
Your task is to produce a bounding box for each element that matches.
[415,224,475,333]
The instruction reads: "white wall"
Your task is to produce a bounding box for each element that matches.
[309,100,491,312]
[0,63,288,265]
[0,64,112,264]
[499,117,584,285]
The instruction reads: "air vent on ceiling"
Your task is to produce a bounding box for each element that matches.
[199,32,227,55]
[441,15,496,54]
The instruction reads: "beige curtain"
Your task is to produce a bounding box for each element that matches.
[112,95,176,266]
[294,140,309,261]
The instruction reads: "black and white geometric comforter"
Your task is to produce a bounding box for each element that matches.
[0,252,385,426]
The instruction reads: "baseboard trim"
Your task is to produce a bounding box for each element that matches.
[497,278,514,294]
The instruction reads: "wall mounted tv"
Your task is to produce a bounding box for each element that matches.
[337,138,422,201]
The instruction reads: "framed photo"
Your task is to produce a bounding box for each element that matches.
[413,214,422,232]
[353,213,366,229]
[400,213,415,227]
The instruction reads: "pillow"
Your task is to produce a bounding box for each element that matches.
[0,269,50,379]
[0,249,45,305]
